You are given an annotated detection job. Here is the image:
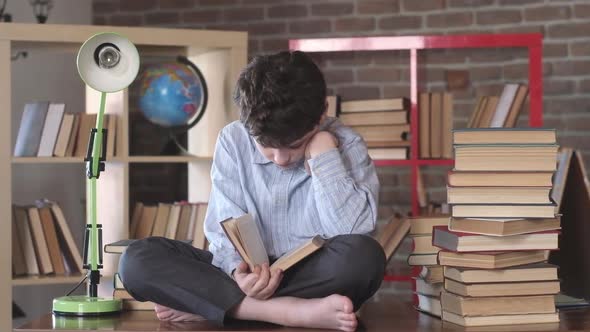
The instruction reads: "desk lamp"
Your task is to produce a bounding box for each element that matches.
[52,32,140,316]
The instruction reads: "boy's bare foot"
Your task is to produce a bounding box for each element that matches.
[232,294,358,332]
[154,304,206,322]
[287,294,357,332]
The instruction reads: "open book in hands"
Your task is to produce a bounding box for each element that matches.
[220,214,325,272]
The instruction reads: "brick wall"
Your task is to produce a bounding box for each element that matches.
[94,0,590,294]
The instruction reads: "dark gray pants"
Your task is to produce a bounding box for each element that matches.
[119,234,386,326]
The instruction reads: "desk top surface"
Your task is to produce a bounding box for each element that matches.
[14,298,590,332]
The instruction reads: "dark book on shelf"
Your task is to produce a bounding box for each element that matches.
[104,238,193,254]
[14,101,50,157]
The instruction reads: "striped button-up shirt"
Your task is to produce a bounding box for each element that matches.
[204,117,380,275]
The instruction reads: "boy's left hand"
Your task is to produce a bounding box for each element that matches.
[304,131,338,174]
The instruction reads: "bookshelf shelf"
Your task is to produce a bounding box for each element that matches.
[12,274,85,287]
[289,33,544,216]
[11,157,127,164]
[1,23,247,330]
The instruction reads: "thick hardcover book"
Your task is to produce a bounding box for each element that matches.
[432,226,559,252]
[220,214,325,272]
[437,250,548,269]
[453,128,556,145]
[14,101,50,157]
[442,291,555,316]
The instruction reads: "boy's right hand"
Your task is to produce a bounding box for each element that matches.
[233,262,283,300]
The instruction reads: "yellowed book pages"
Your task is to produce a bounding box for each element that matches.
[341,98,409,113]
[409,216,448,236]
[353,124,409,142]
[444,278,560,297]
[444,263,558,284]
[442,291,556,316]
[340,111,407,126]
[438,250,548,270]
[442,311,559,327]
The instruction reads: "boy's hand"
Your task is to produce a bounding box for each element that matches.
[233,262,283,300]
[304,131,339,174]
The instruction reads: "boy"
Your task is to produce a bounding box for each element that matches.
[119,51,385,332]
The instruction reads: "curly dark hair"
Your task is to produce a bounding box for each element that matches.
[233,50,327,148]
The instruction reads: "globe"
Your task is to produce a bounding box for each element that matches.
[138,60,206,128]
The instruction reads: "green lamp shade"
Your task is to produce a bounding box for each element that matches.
[52,296,122,316]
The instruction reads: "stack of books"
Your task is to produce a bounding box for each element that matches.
[435,128,561,327]
[419,92,453,159]
[407,216,449,318]
[112,272,155,311]
[12,200,83,277]
[14,101,118,158]
[338,98,410,160]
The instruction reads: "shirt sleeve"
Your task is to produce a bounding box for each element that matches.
[307,137,380,237]
[204,129,246,275]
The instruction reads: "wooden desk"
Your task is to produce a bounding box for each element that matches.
[14,298,590,332]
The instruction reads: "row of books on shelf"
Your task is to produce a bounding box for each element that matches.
[14,101,118,158]
[327,96,410,161]
[328,83,528,161]
[11,200,83,277]
[467,83,528,129]
[408,128,561,327]
[117,201,209,251]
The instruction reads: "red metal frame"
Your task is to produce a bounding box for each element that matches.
[289,33,544,216]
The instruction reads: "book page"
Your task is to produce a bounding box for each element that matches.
[235,214,269,267]
[271,236,325,271]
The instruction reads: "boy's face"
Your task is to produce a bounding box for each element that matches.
[255,126,319,169]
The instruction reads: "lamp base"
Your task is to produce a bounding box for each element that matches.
[52,296,122,316]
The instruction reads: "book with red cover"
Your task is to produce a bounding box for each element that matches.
[432,226,559,252]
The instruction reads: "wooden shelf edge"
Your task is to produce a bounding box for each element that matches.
[12,157,125,164]
[12,273,85,286]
